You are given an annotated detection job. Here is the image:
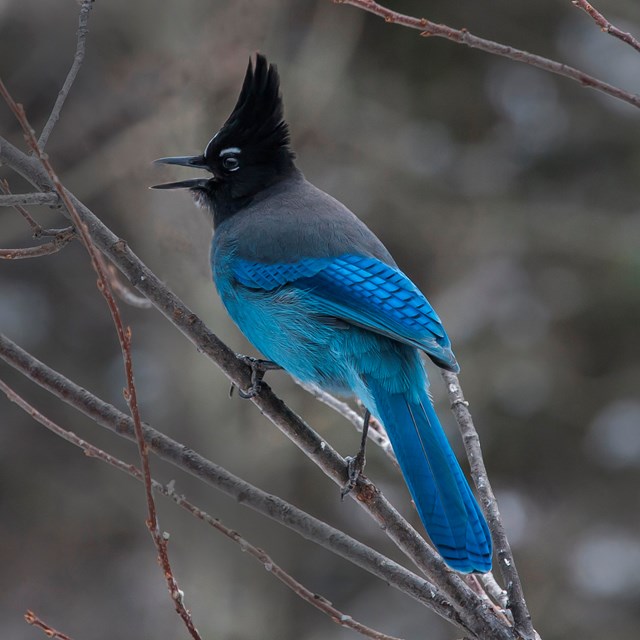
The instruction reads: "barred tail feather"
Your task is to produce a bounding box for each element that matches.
[369,381,492,573]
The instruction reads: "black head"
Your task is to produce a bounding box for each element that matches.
[152,54,296,225]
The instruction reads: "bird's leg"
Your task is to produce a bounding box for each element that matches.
[231,354,282,399]
[341,409,371,499]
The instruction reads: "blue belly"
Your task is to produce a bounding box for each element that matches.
[216,278,425,406]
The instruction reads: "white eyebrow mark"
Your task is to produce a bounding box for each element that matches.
[204,132,219,158]
[219,147,241,157]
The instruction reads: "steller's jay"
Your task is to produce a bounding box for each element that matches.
[152,54,492,573]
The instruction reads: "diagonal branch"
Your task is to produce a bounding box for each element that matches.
[0,378,403,640]
[571,0,640,54]
[0,333,464,632]
[336,0,640,110]
[0,228,75,259]
[0,192,60,207]
[0,81,202,640]
[442,371,533,640]
[296,380,397,464]
[38,0,94,150]
[24,611,74,640]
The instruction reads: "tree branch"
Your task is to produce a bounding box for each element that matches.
[0,179,54,235]
[1,378,404,640]
[336,0,640,110]
[0,78,202,640]
[442,371,533,640]
[296,380,397,465]
[24,611,74,640]
[571,0,640,54]
[0,333,465,632]
[0,192,60,207]
[0,228,75,259]
[37,0,94,150]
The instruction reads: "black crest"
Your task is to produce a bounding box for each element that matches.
[207,54,294,163]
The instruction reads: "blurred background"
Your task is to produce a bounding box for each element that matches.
[1,0,639,638]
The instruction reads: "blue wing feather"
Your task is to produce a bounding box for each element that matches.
[232,254,459,372]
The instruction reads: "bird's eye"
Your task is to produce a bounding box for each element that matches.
[222,155,240,172]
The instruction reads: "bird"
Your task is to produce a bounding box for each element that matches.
[152,54,492,573]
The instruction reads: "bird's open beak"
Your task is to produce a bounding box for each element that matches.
[151,154,212,190]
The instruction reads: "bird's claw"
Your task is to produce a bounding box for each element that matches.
[231,355,281,399]
[341,450,366,500]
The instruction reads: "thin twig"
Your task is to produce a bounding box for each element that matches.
[480,573,509,610]
[571,0,640,53]
[0,192,59,207]
[2,380,402,640]
[296,380,396,464]
[37,0,94,150]
[336,0,640,109]
[0,179,43,233]
[0,228,75,259]
[24,611,74,640]
[96,252,153,308]
[0,136,519,640]
[442,371,534,640]
[0,179,65,236]
[0,82,202,640]
[0,334,463,631]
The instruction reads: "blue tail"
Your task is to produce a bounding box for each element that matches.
[368,380,492,573]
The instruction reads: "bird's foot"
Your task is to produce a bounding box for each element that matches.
[231,355,282,399]
[341,409,371,499]
[341,449,366,500]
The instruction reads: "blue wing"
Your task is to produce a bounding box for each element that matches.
[231,254,459,372]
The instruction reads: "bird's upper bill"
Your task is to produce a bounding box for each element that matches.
[151,53,293,191]
[151,154,211,190]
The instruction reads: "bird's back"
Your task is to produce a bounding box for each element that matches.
[212,171,395,267]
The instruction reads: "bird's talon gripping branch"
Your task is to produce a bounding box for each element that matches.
[233,355,281,399]
[341,451,366,499]
[341,409,370,499]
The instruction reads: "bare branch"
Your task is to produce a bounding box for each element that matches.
[442,371,534,640]
[296,380,397,464]
[0,81,202,640]
[571,0,640,53]
[480,573,509,610]
[0,333,463,631]
[0,228,75,259]
[168,489,406,640]
[24,611,74,640]
[0,192,59,207]
[336,0,640,110]
[2,379,402,640]
[38,0,94,150]
[96,252,153,308]
[0,179,45,233]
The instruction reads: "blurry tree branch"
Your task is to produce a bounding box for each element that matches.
[24,611,75,640]
[296,380,397,463]
[571,0,640,53]
[0,378,403,640]
[337,0,640,110]
[37,0,94,150]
